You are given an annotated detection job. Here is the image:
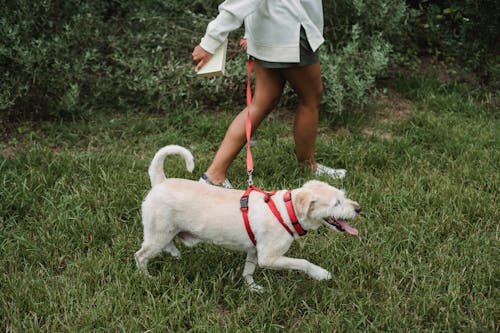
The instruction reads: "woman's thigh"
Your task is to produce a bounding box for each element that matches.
[281,63,323,106]
[251,61,286,119]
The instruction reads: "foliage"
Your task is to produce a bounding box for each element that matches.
[320,26,391,114]
[317,1,406,114]
[0,0,410,120]
[1,0,496,121]
[0,0,210,119]
[1,1,104,117]
[405,0,499,86]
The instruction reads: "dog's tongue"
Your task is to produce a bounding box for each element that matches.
[337,219,359,236]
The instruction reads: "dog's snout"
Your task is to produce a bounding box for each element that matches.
[354,204,361,214]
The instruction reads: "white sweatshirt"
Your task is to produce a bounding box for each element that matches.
[200,0,324,63]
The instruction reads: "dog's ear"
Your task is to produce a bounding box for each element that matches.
[293,189,316,220]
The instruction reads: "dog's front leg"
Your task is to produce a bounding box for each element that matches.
[243,251,264,292]
[258,255,332,281]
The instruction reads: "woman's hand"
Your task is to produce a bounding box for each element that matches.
[192,45,212,72]
[239,38,247,51]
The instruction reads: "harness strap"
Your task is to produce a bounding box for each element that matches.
[263,192,294,237]
[284,191,307,236]
[240,186,256,246]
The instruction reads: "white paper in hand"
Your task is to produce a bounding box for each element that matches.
[197,39,228,77]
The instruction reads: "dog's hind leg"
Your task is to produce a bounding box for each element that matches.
[135,244,163,277]
[135,223,178,276]
[243,251,263,292]
[164,242,181,259]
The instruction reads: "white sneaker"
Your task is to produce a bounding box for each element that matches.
[199,173,233,189]
[315,164,346,179]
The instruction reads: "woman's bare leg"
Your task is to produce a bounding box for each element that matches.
[282,63,323,169]
[204,62,286,184]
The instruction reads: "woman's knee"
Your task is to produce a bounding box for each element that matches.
[317,81,324,98]
[312,81,324,104]
[249,101,275,123]
[252,88,283,116]
[268,94,282,110]
[300,83,323,109]
[285,66,323,108]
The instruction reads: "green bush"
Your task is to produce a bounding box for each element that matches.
[0,0,209,119]
[1,1,103,117]
[320,0,408,114]
[405,0,499,86]
[2,0,497,120]
[1,0,411,119]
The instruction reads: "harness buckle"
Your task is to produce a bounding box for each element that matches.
[240,195,249,209]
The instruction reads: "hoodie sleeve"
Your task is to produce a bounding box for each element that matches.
[200,0,265,53]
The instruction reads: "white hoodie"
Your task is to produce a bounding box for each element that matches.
[200,0,324,63]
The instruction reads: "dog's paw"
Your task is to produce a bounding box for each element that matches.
[249,283,265,293]
[310,268,332,281]
[137,266,152,278]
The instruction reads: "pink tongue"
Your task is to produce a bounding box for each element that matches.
[337,220,358,236]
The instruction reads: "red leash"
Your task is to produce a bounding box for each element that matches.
[245,58,254,185]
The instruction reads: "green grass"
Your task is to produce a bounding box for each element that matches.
[1,75,498,332]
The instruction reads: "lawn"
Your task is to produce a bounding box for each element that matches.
[1,74,498,332]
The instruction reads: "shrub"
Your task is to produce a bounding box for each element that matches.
[1,0,410,119]
[404,0,499,86]
[320,0,408,114]
[1,1,111,118]
[0,0,209,119]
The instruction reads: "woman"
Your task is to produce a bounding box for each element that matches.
[192,0,346,188]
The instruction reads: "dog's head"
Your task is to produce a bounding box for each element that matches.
[293,180,360,235]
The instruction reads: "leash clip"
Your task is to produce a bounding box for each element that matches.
[247,170,254,186]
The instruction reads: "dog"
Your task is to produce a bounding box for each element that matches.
[135,145,361,291]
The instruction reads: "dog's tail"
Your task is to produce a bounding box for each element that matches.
[148,145,194,187]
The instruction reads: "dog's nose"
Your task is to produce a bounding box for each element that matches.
[354,205,361,214]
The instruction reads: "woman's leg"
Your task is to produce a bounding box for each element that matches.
[204,62,286,184]
[281,63,323,169]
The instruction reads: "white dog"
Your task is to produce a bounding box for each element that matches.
[135,145,361,291]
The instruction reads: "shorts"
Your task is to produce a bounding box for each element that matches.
[253,26,320,69]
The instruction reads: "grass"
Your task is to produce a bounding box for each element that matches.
[1,74,498,332]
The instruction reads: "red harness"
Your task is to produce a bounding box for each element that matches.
[240,186,307,246]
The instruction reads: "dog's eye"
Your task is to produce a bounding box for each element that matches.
[334,199,341,207]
